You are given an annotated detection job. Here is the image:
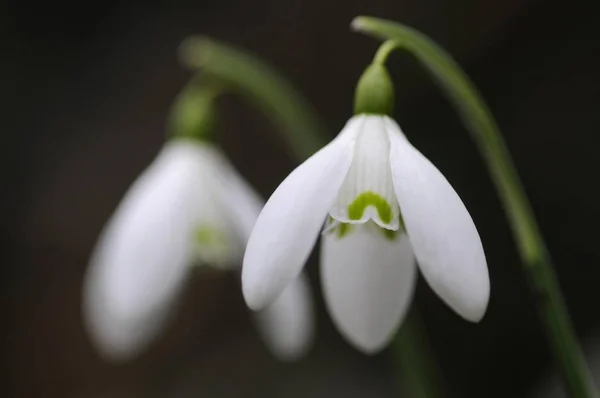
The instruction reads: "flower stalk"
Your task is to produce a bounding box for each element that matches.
[393,310,444,398]
[352,16,597,398]
[179,36,327,159]
[167,77,221,141]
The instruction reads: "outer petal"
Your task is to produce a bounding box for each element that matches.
[253,272,315,361]
[82,139,214,360]
[320,224,417,353]
[386,117,490,322]
[242,117,361,310]
[208,155,316,361]
[211,150,264,245]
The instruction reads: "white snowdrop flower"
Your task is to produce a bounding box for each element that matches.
[242,64,490,354]
[83,138,314,362]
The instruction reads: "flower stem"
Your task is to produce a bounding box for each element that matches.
[393,311,444,398]
[179,36,327,159]
[352,16,597,398]
[180,35,444,398]
[167,76,221,141]
[373,40,401,66]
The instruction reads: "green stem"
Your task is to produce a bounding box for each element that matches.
[394,311,444,398]
[352,16,597,398]
[179,35,443,398]
[373,40,401,66]
[179,36,327,158]
[167,76,221,141]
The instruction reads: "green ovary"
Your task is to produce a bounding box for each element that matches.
[347,191,393,224]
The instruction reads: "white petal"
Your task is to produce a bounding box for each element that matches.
[242,119,360,310]
[82,139,220,360]
[386,117,490,322]
[211,151,264,245]
[330,115,401,230]
[193,150,263,269]
[253,273,315,361]
[181,145,243,269]
[320,223,417,353]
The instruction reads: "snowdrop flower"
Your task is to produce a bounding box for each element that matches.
[242,63,490,353]
[82,86,314,362]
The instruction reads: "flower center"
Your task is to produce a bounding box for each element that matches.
[324,218,400,241]
[192,225,239,268]
[329,117,402,231]
[347,191,394,224]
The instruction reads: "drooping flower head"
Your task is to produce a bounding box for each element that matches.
[82,83,314,362]
[242,61,490,353]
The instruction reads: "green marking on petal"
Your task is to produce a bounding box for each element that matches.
[329,219,399,241]
[337,223,354,238]
[348,191,394,224]
[193,225,235,268]
[380,227,399,241]
[195,226,228,248]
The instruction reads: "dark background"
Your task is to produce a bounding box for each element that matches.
[3,0,600,397]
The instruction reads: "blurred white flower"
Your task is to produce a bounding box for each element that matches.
[83,138,314,362]
[242,114,489,353]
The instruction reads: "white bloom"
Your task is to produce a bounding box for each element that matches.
[242,114,490,353]
[83,138,314,362]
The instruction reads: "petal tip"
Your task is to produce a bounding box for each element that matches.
[468,297,490,324]
[463,307,487,323]
[335,327,391,355]
[242,270,287,311]
[457,285,490,323]
[242,282,268,311]
[260,316,314,362]
[252,274,315,362]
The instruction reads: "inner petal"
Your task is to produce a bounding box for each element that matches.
[324,218,400,241]
[188,174,241,270]
[329,117,400,230]
[192,223,240,269]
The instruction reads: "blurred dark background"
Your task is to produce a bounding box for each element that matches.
[3,0,600,397]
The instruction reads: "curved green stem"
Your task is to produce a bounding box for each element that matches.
[373,40,401,66]
[352,16,597,398]
[179,36,327,157]
[167,75,221,141]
